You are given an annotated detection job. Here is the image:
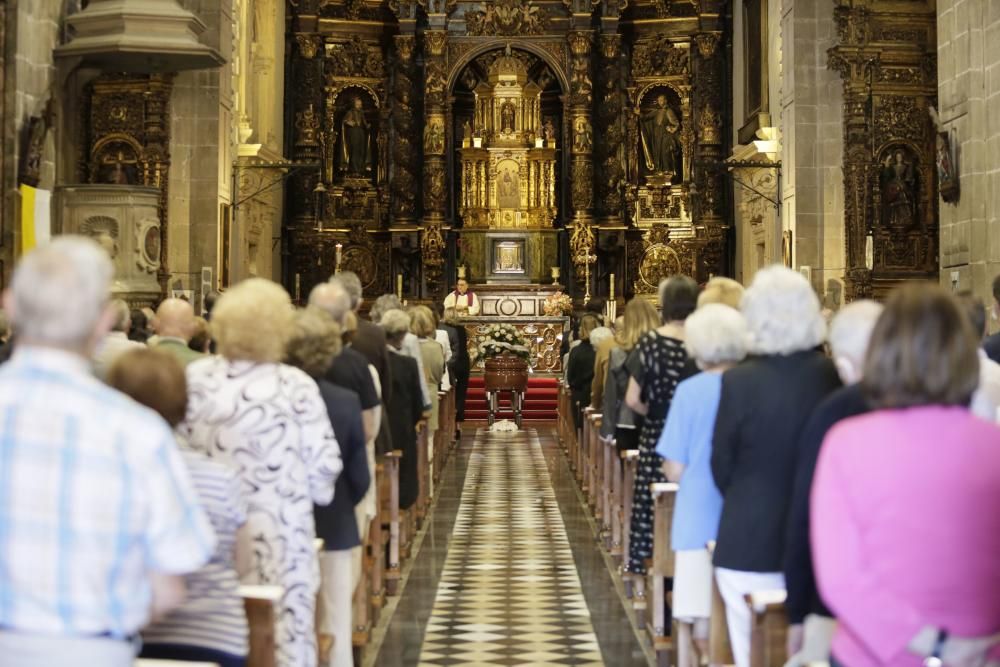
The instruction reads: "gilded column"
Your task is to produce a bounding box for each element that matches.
[596,34,624,225]
[568,30,595,292]
[391,35,418,224]
[693,31,727,275]
[420,28,448,294]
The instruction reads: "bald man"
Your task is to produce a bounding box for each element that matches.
[151,298,205,367]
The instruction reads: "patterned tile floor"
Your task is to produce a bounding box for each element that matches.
[373,426,649,667]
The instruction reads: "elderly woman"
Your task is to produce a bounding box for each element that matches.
[710,266,840,667]
[285,308,370,667]
[110,349,251,667]
[657,303,747,667]
[381,309,427,510]
[411,305,446,472]
[181,279,342,667]
[813,285,1000,667]
[624,276,700,577]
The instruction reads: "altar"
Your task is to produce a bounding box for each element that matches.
[460,315,569,374]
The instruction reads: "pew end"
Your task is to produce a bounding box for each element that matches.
[239,584,284,667]
[746,590,789,667]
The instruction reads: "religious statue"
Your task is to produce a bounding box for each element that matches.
[542,118,556,143]
[296,103,320,146]
[501,102,516,133]
[639,94,681,175]
[424,120,445,154]
[573,117,592,153]
[340,96,371,177]
[881,150,916,229]
[463,121,473,145]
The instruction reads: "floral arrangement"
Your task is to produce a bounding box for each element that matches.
[542,290,573,316]
[475,323,531,361]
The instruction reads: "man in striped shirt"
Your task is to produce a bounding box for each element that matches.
[0,237,216,666]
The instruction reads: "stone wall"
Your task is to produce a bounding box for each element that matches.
[937,0,1000,322]
[730,0,844,307]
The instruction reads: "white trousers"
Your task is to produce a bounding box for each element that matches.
[714,567,785,667]
[0,631,135,667]
[319,548,361,667]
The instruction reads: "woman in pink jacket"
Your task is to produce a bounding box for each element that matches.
[812,283,1000,667]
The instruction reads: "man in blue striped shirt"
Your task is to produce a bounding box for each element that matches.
[0,237,216,666]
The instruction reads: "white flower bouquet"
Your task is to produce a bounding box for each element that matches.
[475,322,531,361]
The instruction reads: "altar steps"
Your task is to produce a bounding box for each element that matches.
[463,375,560,422]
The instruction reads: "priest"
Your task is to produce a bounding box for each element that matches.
[443,278,480,316]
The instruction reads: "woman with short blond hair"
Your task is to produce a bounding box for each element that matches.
[181,279,343,667]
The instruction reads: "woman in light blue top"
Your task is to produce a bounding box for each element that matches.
[657,300,747,665]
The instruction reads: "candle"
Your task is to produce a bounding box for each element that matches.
[610,272,615,298]
[295,273,301,302]
[335,243,343,273]
[396,273,403,299]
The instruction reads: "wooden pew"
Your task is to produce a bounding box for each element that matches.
[135,661,219,666]
[415,422,429,528]
[707,542,734,667]
[609,439,624,564]
[747,590,788,667]
[621,448,640,599]
[602,433,615,550]
[240,584,283,667]
[649,482,679,667]
[586,412,603,515]
[382,450,403,596]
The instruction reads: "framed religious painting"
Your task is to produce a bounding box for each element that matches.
[740,0,770,145]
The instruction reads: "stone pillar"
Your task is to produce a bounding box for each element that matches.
[567,30,595,294]
[420,27,448,294]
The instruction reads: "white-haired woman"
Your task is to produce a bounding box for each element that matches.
[656,304,747,667]
[710,266,840,667]
[181,279,343,667]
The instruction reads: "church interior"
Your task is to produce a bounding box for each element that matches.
[4,0,1000,666]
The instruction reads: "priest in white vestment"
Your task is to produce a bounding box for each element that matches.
[443,278,480,316]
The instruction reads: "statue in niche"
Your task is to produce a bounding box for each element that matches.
[573,117,593,153]
[339,96,372,177]
[463,121,473,145]
[880,149,917,229]
[501,102,516,133]
[543,118,556,144]
[639,93,681,176]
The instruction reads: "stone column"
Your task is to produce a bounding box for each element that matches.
[567,30,595,294]
[420,27,448,294]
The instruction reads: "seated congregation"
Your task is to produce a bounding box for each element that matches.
[560,267,1000,667]
[0,236,463,667]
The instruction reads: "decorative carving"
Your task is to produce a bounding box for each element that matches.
[694,32,720,59]
[633,36,688,78]
[569,219,596,280]
[568,32,593,105]
[572,161,594,211]
[80,215,120,259]
[596,34,625,219]
[326,36,383,79]
[296,34,321,59]
[698,104,721,144]
[391,35,417,221]
[876,95,925,142]
[464,0,549,36]
[421,220,446,287]
[295,103,321,147]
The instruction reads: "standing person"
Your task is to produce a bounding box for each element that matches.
[151,298,205,367]
[600,298,660,452]
[783,300,882,665]
[411,306,445,478]
[92,298,145,379]
[310,282,380,444]
[333,271,390,403]
[443,277,480,316]
[657,303,748,667]
[443,307,470,432]
[623,276,700,577]
[181,278,343,667]
[956,291,1000,422]
[710,266,839,667]
[381,309,427,510]
[109,349,251,667]
[566,313,600,433]
[813,284,1000,667]
[129,307,153,343]
[286,309,370,667]
[0,237,215,666]
[983,273,1000,363]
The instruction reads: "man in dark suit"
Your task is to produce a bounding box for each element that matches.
[984,274,1000,363]
[440,307,470,433]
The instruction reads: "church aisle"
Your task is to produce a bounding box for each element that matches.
[373,427,648,667]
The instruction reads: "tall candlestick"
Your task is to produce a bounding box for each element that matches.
[609,272,615,298]
[335,243,343,274]
[396,273,403,299]
[295,273,301,303]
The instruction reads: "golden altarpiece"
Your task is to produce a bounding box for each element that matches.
[283,0,730,365]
